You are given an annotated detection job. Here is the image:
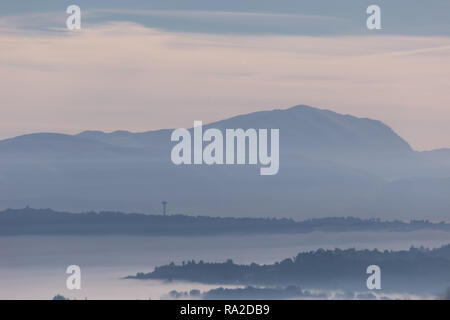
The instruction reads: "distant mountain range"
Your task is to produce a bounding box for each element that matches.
[1,105,450,219]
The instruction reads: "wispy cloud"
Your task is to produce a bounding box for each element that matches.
[2,0,450,36]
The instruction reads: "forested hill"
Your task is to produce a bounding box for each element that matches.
[1,207,449,236]
[128,245,450,293]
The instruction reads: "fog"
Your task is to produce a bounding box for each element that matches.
[1,230,450,299]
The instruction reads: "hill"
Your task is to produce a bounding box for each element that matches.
[1,105,450,219]
[128,245,450,293]
[0,207,448,236]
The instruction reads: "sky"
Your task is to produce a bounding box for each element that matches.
[1,1,449,150]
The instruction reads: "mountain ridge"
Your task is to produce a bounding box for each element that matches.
[0,105,414,155]
[0,104,449,220]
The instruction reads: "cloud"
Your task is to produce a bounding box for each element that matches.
[0,8,355,36]
[2,0,450,36]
